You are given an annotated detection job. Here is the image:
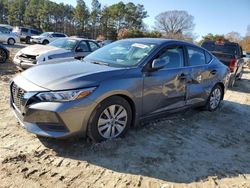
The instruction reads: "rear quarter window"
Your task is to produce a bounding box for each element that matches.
[205,51,213,64]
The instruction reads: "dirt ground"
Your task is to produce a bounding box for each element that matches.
[0,45,250,188]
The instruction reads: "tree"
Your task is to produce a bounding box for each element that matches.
[155,10,195,39]
[74,0,89,34]
[0,0,9,24]
[8,0,27,26]
[198,33,226,44]
[117,28,161,39]
[90,0,101,39]
[246,25,250,37]
[24,0,41,29]
[225,32,241,43]
[240,36,250,52]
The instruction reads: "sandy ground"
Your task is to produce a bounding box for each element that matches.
[0,45,250,188]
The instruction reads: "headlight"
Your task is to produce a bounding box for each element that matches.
[15,50,22,57]
[36,87,96,102]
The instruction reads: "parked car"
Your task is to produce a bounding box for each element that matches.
[30,32,67,45]
[0,24,13,31]
[10,38,230,142]
[201,40,245,87]
[0,27,20,45]
[243,51,250,67]
[14,37,100,70]
[99,39,114,47]
[12,26,41,44]
[0,44,9,63]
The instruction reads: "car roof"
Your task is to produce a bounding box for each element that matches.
[121,38,199,47]
[68,37,97,42]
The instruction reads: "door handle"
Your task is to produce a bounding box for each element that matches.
[179,73,190,80]
[210,70,217,75]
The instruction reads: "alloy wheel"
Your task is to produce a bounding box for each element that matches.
[8,38,15,45]
[97,104,128,139]
[0,49,7,63]
[209,88,221,110]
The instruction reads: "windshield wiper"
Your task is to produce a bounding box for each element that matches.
[90,61,109,66]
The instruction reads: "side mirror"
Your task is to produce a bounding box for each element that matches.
[76,47,84,52]
[151,59,167,71]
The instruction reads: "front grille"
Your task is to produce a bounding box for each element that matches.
[18,54,37,64]
[11,83,25,112]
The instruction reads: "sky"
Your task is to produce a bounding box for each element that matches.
[53,0,250,40]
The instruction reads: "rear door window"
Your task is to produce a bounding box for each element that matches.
[187,46,206,66]
[88,41,99,51]
[77,41,89,52]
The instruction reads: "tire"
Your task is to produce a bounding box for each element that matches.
[228,75,236,88]
[0,49,7,63]
[205,84,223,111]
[237,70,243,80]
[7,38,15,45]
[88,96,132,142]
[25,36,31,44]
[42,40,49,45]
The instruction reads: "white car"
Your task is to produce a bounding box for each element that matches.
[14,37,100,70]
[30,32,67,45]
[0,27,20,45]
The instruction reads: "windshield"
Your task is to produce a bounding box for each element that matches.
[84,40,156,67]
[49,38,77,50]
[40,32,50,37]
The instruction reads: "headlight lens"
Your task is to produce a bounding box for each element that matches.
[36,87,96,102]
[15,50,22,57]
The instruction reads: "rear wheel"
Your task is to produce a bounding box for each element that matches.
[0,49,7,63]
[88,96,132,142]
[7,38,15,45]
[205,85,223,111]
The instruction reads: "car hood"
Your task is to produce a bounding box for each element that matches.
[19,59,127,91]
[20,44,69,56]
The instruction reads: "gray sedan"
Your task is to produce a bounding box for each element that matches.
[10,38,230,142]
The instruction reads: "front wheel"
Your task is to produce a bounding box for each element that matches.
[88,96,132,142]
[7,38,15,45]
[205,85,223,111]
[25,36,31,44]
[0,49,7,63]
[42,40,49,45]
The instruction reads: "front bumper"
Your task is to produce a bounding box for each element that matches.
[10,81,98,138]
[30,39,42,44]
[13,56,36,70]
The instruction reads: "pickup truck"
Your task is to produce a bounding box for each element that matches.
[201,40,245,87]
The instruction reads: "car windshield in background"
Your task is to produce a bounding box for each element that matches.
[40,32,50,37]
[84,40,156,67]
[49,38,77,50]
[202,42,239,55]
